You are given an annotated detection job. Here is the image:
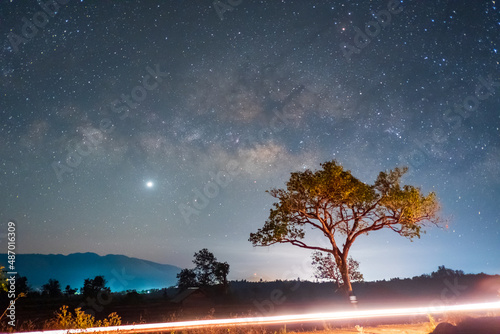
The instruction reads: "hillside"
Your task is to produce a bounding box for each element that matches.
[0,252,181,292]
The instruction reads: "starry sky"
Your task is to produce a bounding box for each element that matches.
[1,0,499,283]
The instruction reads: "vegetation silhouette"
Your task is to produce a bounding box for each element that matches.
[81,275,110,298]
[1,265,498,330]
[42,279,62,298]
[177,248,230,291]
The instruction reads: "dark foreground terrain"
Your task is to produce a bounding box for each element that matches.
[431,316,500,334]
[1,270,499,331]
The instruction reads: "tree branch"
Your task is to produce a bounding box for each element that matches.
[283,239,334,253]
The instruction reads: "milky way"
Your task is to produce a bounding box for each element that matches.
[1,0,499,282]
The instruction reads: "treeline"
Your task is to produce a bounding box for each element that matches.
[2,265,497,302]
[1,265,498,330]
[225,265,499,306]
[0,273,110,299]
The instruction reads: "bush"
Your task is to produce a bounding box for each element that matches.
[45,305,121,329]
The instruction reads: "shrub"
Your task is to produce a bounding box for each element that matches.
[45,305,121,329]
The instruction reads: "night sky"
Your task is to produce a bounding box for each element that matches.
[1,0,499,283]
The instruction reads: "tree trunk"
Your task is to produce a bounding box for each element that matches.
[340,263,353,296]
[332,250,355,303]
[339,257,357,306]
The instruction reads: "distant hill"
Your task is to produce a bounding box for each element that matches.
[0,252,181,292]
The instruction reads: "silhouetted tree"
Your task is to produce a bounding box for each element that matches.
[431,265,464,278]
[81,276,110,298]
[193,248,217,286]
[176,269,197,289]
[16,276,29,295]
[311,251,363,289]
[42,279,62,298]
[250,160,441,297]
[177,249,230,289]
[214,261,230,288]
[64,285,77,296]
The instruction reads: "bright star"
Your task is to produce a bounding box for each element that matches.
[146,181,154,188]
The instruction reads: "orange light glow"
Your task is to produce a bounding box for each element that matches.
[21,301,500,334]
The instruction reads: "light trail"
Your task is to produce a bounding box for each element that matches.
[19,301,500,333]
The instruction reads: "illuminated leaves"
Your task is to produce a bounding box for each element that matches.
[250,160,441,293]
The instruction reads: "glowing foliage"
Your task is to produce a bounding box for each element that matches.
[46,305,121,330]
[250,160,441,295]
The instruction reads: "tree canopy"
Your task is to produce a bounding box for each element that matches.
[250,160,440,296]
[42,278,62,298]
[81,276,110,298]
[176,268,198,290]
[177,248,230,290]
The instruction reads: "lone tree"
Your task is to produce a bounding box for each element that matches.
[176,268,197,289]
[193,248,218,286]
[81,276,110,298]
[249,160,440,297]
[64,285,77,297]
[311,251,363,290]
[213,261,230,288]
[42,279,62,298]
[177,248,230,290]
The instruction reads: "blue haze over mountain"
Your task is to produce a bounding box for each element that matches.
[0,253,181,292]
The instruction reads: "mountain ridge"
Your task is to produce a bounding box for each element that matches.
[0,252,181,292]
